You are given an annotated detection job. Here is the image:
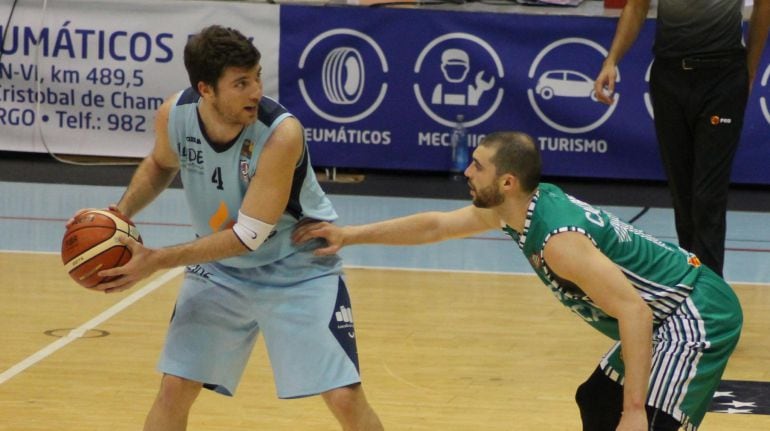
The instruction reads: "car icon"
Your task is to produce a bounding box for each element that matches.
[535,70,598,101]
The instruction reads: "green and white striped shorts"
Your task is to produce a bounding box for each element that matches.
[600,267,742,430]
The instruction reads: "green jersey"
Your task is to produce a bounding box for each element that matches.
[503,183,702,339]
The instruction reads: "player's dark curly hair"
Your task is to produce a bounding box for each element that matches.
[184,25,261,95]
[480,131,541,193]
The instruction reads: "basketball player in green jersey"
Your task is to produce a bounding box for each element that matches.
[293,131,742,431]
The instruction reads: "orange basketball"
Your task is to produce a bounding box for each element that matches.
[61,209,143,289]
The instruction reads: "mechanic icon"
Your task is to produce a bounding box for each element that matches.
[430,48,495,106]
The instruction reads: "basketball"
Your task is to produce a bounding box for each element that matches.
[61,209,143,289]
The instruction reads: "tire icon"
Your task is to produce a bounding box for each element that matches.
[539,87,554,100]
[322,47,365,104]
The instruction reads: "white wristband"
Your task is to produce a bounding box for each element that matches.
[232,210,275,251]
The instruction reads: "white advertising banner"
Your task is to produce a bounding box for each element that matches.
[0,0,281,157]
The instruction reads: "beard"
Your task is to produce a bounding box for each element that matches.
[471,183,504,208]
[210,96,255,127]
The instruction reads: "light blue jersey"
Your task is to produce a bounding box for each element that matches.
[167,88,337,268]
[159,88,360,398]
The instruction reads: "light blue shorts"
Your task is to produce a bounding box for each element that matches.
[158,251,361,398]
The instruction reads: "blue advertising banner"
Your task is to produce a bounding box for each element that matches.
[279,5,770,184]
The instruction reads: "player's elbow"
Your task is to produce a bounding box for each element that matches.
[149,152,179,174]
[629,300,653,326]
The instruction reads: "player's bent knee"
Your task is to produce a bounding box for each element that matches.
[323,383,374,420]
[574,368,682,431]
[575,366,622,408]
[323,383,363,411]
[323,384,383,431]
[575,367,623,431]
[157,374,203,406]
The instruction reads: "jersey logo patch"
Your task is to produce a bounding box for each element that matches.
[209,200,230,232]
[529,253,542,270]
[239,139,255,184]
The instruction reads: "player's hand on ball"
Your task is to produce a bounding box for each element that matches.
[292,221,344,256]
[92,236,157,294]
[62,208,143,289]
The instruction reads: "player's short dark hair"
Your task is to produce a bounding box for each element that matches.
[480,131,541,193]
[184,25,261,95]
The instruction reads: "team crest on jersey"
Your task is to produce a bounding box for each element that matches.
[239,161,249,183]
[239,139,255,184]
[530,253,542,269]
[688,255,702,267]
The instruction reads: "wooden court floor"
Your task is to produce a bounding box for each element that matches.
[1,252,768,430]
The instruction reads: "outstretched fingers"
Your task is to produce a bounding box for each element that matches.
[292,221,342,256]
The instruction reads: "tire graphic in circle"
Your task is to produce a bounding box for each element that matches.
[322,47,365,105]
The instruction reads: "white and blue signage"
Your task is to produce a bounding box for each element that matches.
[279,5,770,184]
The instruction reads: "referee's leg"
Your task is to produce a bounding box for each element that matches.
[650,62,696,253]
[689,62,748,276]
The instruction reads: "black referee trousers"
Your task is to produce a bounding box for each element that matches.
[649,53,749,276]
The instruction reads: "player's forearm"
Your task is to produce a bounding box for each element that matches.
[117,155,178,218]
[343,212,449,247]
[151,229,248,269]
[604,0,651,66]
[618,303,653,413]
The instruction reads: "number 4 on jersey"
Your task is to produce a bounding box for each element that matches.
[211,167,224,190]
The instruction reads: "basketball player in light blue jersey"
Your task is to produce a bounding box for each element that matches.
[294,132,743,431]
[81,25,384,431]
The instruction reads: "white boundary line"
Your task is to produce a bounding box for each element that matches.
[0,267,184,385]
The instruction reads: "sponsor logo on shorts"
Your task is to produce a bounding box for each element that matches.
[328,279,360,371]
[335,305,353,324]
[335,306,355,338]
[710,115,732,125]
